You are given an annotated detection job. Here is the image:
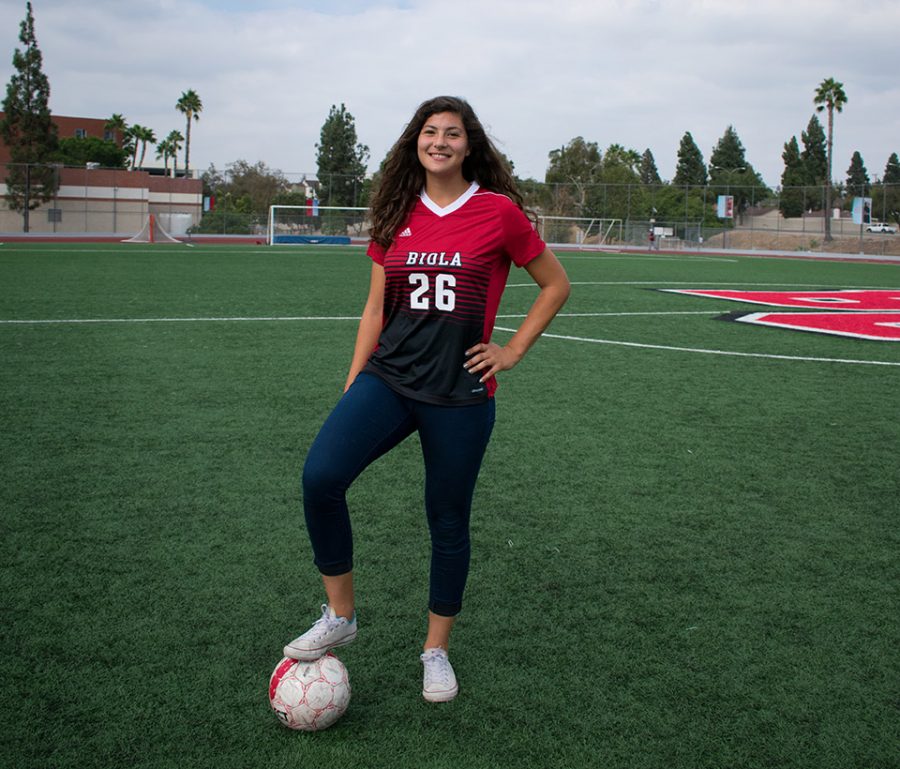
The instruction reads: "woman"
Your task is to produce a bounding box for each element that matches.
[283,96,570,702]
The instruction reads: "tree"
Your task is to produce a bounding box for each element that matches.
[845,151,869,198]
[135,126,156,169]
[158,130,183,177]
[814,77,848,241]
[779,136,805,218]
[316,103,369,207]
[155,136,174,176]
[545,137,603,216]
[104,113,127,144]
[708,125,768,216]
[872,152,900,226]
[176,89,202,175]
[0,1,58,232]
[590,143,641,220]
[199,159,289,215]
[639,148,661,185]
[53,136,127,168]
[800,115,827,211]
[125,124,151,169]
[516,176,553,215]
[108,114,136,166]
[673,132,707,187]
[225,159,290,213]
[708,125,746,173]
[884,152,900,184]
[201,163,227,198]
[195,159,290,234]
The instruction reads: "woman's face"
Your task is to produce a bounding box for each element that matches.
[417,112,469,180]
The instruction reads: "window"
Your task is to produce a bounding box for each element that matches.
[74,128,87,139]
[48,208,62,223]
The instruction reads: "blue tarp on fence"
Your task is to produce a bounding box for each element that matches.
[271,235,351,245]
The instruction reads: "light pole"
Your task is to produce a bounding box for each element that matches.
[710,165,746,195]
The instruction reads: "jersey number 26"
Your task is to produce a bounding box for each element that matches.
[409,273,456,312]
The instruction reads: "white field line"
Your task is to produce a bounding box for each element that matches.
[497,311,717,318]
[558,254,739,263]
[0,310,721,326]
[507,281,893,289]
[3,298,898,368]
[493,326,900,367]
[0,315,362,325]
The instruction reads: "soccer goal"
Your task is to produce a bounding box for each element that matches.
[268,205,369,245]
[536,216,622,248]
[123,213,181,244]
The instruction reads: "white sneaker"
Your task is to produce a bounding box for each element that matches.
[420,647,458,702]
[283,604,357,661]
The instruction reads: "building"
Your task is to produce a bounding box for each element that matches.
[0,113,202,235]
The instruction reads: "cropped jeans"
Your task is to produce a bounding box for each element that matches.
[302,372,496,616]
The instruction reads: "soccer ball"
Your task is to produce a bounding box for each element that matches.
[268,652,351,731]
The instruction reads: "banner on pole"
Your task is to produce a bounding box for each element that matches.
[716,195,734,219]
[851,197,872,225]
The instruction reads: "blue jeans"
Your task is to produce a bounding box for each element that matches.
[302,373,496,616]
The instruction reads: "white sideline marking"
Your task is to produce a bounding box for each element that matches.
[498,311,716,318]
[0,311,718,326]
[507,281,889,289]
[0,315,361,325]
[493,326,900,367]
[558,254,739,263]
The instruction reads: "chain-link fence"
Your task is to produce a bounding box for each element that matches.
[0,164,203,236]
[3,164,898,254]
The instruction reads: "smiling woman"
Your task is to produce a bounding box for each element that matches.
[281,95,570,705]
[416,113,470,200]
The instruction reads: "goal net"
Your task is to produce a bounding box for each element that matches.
[536,216,622,248]
[123,214,182,244]
[268,206,622,249]
[268,205,369,245]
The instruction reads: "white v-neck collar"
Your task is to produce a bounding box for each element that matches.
[420,181,480,217]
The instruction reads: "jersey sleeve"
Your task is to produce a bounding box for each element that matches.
[367,239,387,265]
[501,203,546,268]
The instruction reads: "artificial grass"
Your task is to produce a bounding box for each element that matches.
[1,244,897,768]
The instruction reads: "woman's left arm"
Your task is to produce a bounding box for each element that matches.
[465,247,570,382]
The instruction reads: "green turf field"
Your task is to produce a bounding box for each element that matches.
[1,243,897,769]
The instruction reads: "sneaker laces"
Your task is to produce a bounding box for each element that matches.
[421,648,453,687]
[306,604,345,640]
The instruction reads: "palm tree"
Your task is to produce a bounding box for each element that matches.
[124,124,143,169]
[104,113,127,145]
[814,77,848,242]
[156,137,174,176]
[135,126,156,170]
[164,130,184,177]
[175,89,202,175]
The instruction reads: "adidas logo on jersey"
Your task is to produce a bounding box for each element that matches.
[399,227,412,237]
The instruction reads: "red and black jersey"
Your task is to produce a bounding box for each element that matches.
[364,182,545,405]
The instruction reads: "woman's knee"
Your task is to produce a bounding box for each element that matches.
[302,451,347,505]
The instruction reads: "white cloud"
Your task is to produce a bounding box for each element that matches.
[0,0,897,184]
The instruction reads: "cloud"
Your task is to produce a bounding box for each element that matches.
[1,0,897,185]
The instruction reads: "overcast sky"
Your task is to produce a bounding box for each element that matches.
[1,0,898,187]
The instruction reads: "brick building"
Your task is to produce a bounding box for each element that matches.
[0,113,202,235]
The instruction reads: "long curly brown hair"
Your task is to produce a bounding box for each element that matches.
[369,96,532,248]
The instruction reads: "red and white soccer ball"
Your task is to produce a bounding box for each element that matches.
[268,652,351,731]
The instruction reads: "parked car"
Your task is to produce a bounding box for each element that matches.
[865,222,898,233]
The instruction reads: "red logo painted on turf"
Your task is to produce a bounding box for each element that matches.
[735,312,900,341]
[661,289,900,311]
[662,289,900,341]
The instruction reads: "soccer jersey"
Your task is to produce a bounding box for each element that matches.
[364,182,546,405]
